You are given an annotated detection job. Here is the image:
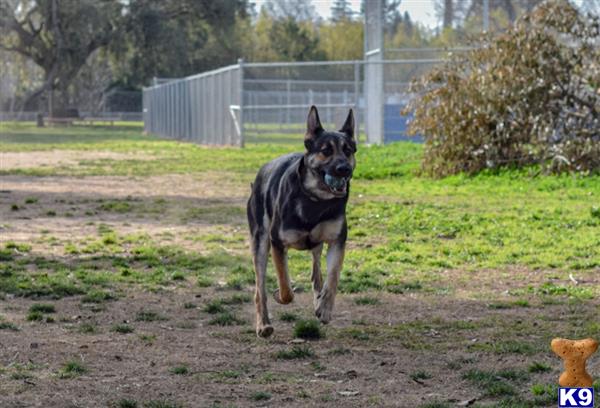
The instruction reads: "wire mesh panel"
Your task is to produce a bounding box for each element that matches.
[143,64,242,146]
[242,61,362,144]
[382,49,472,143]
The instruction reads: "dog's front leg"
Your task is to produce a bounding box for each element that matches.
[315,240,345,324]
[311,243,323,307]
[271,243,294,304]
[252,233,273,337]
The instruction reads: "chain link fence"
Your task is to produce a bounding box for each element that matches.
[242,60,361,144]
[143,54,460,146]
[143,65,243,145]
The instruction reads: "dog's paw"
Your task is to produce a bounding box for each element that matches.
[256,324,274,338]
[315,300,333,324]
[273,289,294,305]
[315,307,332,324]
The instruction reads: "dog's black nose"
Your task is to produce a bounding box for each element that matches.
[335,163,352,177]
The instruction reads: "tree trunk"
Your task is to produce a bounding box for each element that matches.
[20,65,58,113]
[443,0,453,28]
[48,88,54,117]
[503,0,516,23]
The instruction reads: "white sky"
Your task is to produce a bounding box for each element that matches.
[254,0,438,28]
[254,0,587,30]
[314,0,437,27]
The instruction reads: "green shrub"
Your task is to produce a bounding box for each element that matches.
[405,0,600,177]
[293,319,323,339]
[59,360,87,378]
[169,365,189,375]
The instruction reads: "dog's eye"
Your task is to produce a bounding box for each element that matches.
[321,147,333,156]
[343,147,353,157]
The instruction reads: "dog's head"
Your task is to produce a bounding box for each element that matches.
[303,106,357,199]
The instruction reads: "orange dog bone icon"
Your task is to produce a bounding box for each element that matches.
[551,337,598,387]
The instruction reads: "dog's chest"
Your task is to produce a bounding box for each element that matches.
[278,217,344,249]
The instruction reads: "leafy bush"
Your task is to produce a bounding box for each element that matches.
[405,0,600,177]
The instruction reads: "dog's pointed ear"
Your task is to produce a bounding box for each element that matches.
[339,109,355,140]
[305,105,323,151]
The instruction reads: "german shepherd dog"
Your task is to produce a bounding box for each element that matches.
[247,106,356,337]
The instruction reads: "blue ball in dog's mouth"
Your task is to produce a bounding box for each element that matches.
[324,173,347,191]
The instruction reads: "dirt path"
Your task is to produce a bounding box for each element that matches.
[0,151,157,171]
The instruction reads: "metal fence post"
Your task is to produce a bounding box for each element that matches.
[286,79,291,125]
[364,0,384,144]
[354,60,361,143]
[326,90,331,126]
[238,58,245,147]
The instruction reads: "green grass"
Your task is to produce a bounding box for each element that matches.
[0,321,19,331]
[143,401,183,408]
[112,324,134,334]
[343,327,371,341]
[463,369,528,397]
[28,303,56,313]
[212,370,242,381]
[208,312,244,326]
[114,399,138,408]
[5,241,32,252]
[59,360,87,378]
[98,201,133,213]
[250,391,271,401]
[221,293,252,304]
[293,319,323,340]
[26,310,43,321]
[410,370,432,382]
[528,362,551,373]
[354,295,380,305]
[78,323,98,334]
[138,334,157,345]
[279,311,299,322]
[419,403,452,408]
[519,282,595,300]
[275,345,315,360]
[203,300,226,314]
[135,310,167,322]
[0,241,247,300]
[81,290,116,303]
[169,365,189,375]
[488,300,530,309]
[470,340,537,355]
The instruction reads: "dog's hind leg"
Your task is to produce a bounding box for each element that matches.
[252,230,273,337]
[271,244,294,304]
[315,240,345,324]
[311,243,323,307]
